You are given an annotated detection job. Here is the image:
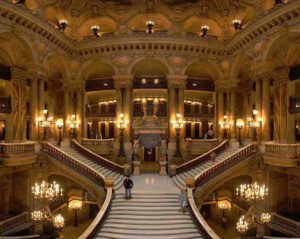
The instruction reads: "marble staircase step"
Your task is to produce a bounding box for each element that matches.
[96,232,204,239]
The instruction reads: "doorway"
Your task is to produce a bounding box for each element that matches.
[144,148,156,162]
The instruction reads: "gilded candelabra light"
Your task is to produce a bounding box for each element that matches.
[220,115,231,139]
[55,118,64,146]
[172,113,184,158]
[67,114,79,139]
[53,213,65,229]
[32,180,63,200]
[38,109,53,141]
[235,182,271,233]
[236,119,244,146]
[117,113,127,157]
[31,210,45,221]
[69,200,83,227]
[247,109,263,141]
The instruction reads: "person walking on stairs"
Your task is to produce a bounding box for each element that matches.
[123,176,133,199]
[178,188,188,212]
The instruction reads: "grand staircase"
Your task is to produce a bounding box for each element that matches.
[57,142,124,190]
[173,143,240,189]
[96,176,203,239]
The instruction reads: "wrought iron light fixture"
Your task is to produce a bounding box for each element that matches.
[91,25,100,37]
[146,20,155,34]
[59,20,68,31]
[201,25,209,37]
[232,19,242,30]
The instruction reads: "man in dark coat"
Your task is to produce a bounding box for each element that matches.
[123,176,133,199]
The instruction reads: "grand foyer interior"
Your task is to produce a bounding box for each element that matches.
[1,0,300,238]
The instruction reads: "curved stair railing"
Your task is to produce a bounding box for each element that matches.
[0,212,32,236]
[176,140,229,174]
[71,140,125,175]
[188,143,256,239]
[44,143,114,238]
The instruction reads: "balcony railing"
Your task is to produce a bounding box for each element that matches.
[132,29,169,37]
[0,212,31,236]
[0,97,11,114]
[270,212,300,236]
[82,138,114,155]
[0,142,35,158]
[186,138,218,155]
[264,142,300,167]
[83,32,115,41]
[185,32,218,41]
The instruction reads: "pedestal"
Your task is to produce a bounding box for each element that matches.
[169,164,177,177]
[133,161,141,176]
[185,177,195,189]
[123,164,131,176]
[159,161,167,176]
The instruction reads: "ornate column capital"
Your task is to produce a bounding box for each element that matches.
[166,74,187,89]
[113,74,133,89]
[274,67,289,85]
[215,78,239,91]
[10,67,27,83]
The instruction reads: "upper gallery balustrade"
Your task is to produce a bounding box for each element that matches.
[86,102,116,118]
[1,0,299,56]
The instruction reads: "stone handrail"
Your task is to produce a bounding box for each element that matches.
[71,140,124,175]
[44,142,105,187]
[82,138,114,148]
[0,212,30,235]
[265,142,300,159]
[186,138,218,155]
[176,140,229,174]
[0,236,40,239]
[0,142,35,157]
[195,143,255,187]
[188,188,220,239]
[270,212,300,235]
[78,187,113,239]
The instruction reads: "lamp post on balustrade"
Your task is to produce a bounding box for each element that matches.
[220,115,231,139]
[236,119,244,146]
[247,110,263,142]
[173,113,184,158]
[56,119,64,146]
[118,113,127,158]
[68,114,79,139]
[68,200,82,227]
[38,109,53,141]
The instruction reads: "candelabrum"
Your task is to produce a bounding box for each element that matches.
[31,210,65,230]
[146,20,154,34]
[220,115,231,139]
[67,114,79,139]
[55,118,64,146]
[117,113,127,157]
[38,109,53,141]
[172,113,184,158]
[235,182,271,234]
[68,200,83,227]
[236,119,244,146]
[32,180,63,201]
[247,110,263,141]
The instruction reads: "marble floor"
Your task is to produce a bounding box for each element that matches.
[59,219,93,239]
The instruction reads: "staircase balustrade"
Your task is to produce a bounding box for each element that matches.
[44,143,105,186]
[176,140,229,174]
[0,212,30,236]
[270,212,300,236]
[78,188,113,239]
[195,143,255,187]
[265,143,300,159]
[0,142,35,158]
[72,140,124,175]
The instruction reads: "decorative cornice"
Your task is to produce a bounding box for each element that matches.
[167,74,187,88]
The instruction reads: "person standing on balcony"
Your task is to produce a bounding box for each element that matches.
[123,177,133,199]
[178,188,188,212]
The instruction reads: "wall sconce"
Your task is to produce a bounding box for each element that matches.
[146,20,154,34]
[91,25,100,37]
[232,19,242,30]
[59,19,68,31]
[201,25,209,37]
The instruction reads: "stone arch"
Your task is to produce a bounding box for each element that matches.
[77,59,116,81]
[44,53,70,81]
[230,53,255,80]
[127,13,172,31]
[129,57,170,76]
[0,31,34,69]
[185,60,222,80]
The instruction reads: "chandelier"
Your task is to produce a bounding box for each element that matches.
[236,182,268,201]
[236,215,249,233]
[31,210,45,221]
[53,214,65,229]
[236,182,271,233]
[32,181,63,200]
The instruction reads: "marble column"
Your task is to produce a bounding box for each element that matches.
[256,78,262,140]
[178,84,186,141]
[213,91,218,137]
[191,123,195,138]
[124,83,133,142]
[30,75,38,141]
[38,78,45,115]
[230,89,236,139]
[63,85,70,138]
[168,85,176,142]
[82,89,87,138]
[274,68,289,143]
[261,73,271,141]
[76,88,83,139]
